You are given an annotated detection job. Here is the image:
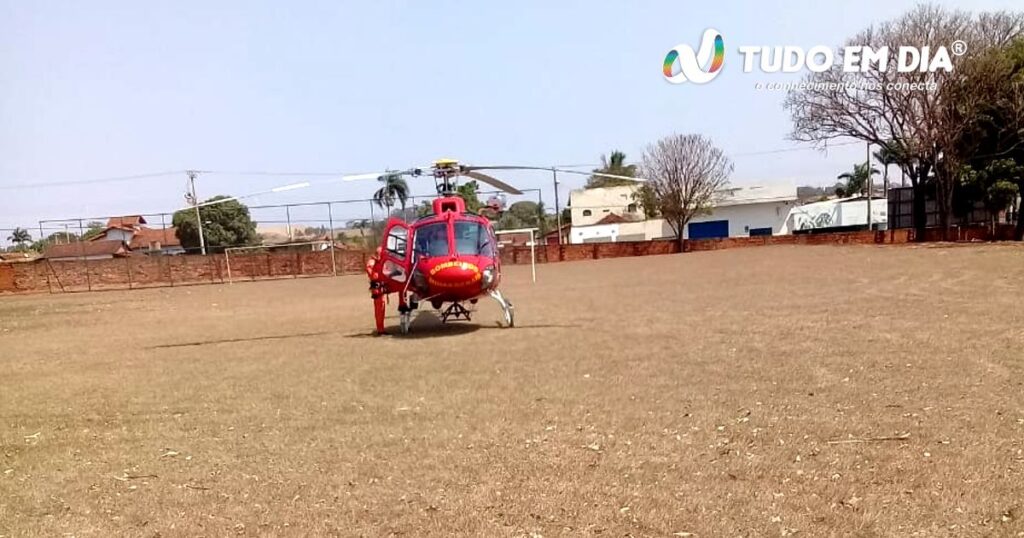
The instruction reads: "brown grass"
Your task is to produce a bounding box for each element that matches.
[2,243,1024,537]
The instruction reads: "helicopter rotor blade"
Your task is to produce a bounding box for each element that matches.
[339,172,388,182]
[339,167,427,182]
[460,171,524,195]
[464,165,651,183]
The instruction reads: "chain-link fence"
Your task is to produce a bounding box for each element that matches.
[4,189,545,293]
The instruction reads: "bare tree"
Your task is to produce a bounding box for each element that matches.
[640,134,733,250]
[785,4,1024,239]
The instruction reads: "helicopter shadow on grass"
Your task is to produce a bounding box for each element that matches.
[342,311,580,339]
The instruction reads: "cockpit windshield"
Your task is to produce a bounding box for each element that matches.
[454,221,495,257]
[414,222,450,257]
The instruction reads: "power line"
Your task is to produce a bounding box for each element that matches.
[729,141,860,157]
[0,146,858,191]
[0,170,185,190]
[198,170,350,177]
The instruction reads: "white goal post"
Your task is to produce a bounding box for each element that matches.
[494,227,538,283]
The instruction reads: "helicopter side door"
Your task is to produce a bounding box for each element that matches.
[378,219,412,292]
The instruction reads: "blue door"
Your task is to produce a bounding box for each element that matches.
[688,220,729,239]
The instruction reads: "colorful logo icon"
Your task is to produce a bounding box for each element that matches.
[664,29,725,84]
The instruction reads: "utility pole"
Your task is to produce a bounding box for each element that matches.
[552,168,563,244]
[186,170,207,255]
[866,143,873,231]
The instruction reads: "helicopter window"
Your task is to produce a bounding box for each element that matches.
[414,222,450,257]
[582,209,592,217]
[385,226,407,258]
[454,221,494,256]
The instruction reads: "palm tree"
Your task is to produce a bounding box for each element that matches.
[837,162,880,197]
[587,150,638,189]
[7,227,31,250]
[874,140,906,194]
[373,172,409,216]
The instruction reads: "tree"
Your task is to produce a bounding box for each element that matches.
[30,230,79,252]
[7,228,31,251]
[640,134,733,250]
[631,183,660,218]
[837,162,880,197]
[172,196,258,252]
[960,160,1023,235]
[455,180,484,213]
[587,151,639,189]
[343,219,374,250]
[415,201,434,218]
[302,226,328,238]
[373,172,409,214]
[950,37,1024,238]
[785,5,1024,240]
[81,221,105,241]
[495,200,553,234]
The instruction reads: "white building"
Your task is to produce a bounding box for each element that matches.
[567,183,799,244]
[787,196,888,231]
[570,186,645,227]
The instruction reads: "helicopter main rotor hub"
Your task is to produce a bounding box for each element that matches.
[431,159,463,195]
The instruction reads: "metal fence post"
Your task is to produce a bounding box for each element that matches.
[78,219,92,291]
[225,249,233,284]
[286,205,293,241]
[327,202,337,276]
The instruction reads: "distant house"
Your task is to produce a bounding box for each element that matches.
[496,231,534,247]
[570,186,644,226]
[90,215,184,255]
[543,224,571,245]
[127,227,184,254]
[594,213,631,225]
[43,240,131,261]
[568,183,799,244]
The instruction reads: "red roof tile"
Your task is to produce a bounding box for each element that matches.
[106,215,147,227]
[43,240,129,259]
[595,213,630,225]
[129,227,181,249]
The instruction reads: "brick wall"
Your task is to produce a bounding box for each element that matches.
[0,265,14,291]
[0,225,1014,294]
[4,249,369,293]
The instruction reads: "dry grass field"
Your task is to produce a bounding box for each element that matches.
[2,244,1024,537]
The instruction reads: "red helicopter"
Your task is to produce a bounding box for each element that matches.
[358,158,641,334]
[364,159,524,334]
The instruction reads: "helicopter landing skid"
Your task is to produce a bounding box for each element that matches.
[440,302,472,323]
[490,289,515,328]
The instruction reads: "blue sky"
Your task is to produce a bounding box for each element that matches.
[1,0,1018,236]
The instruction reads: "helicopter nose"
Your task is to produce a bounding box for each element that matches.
[427,260,482,289]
